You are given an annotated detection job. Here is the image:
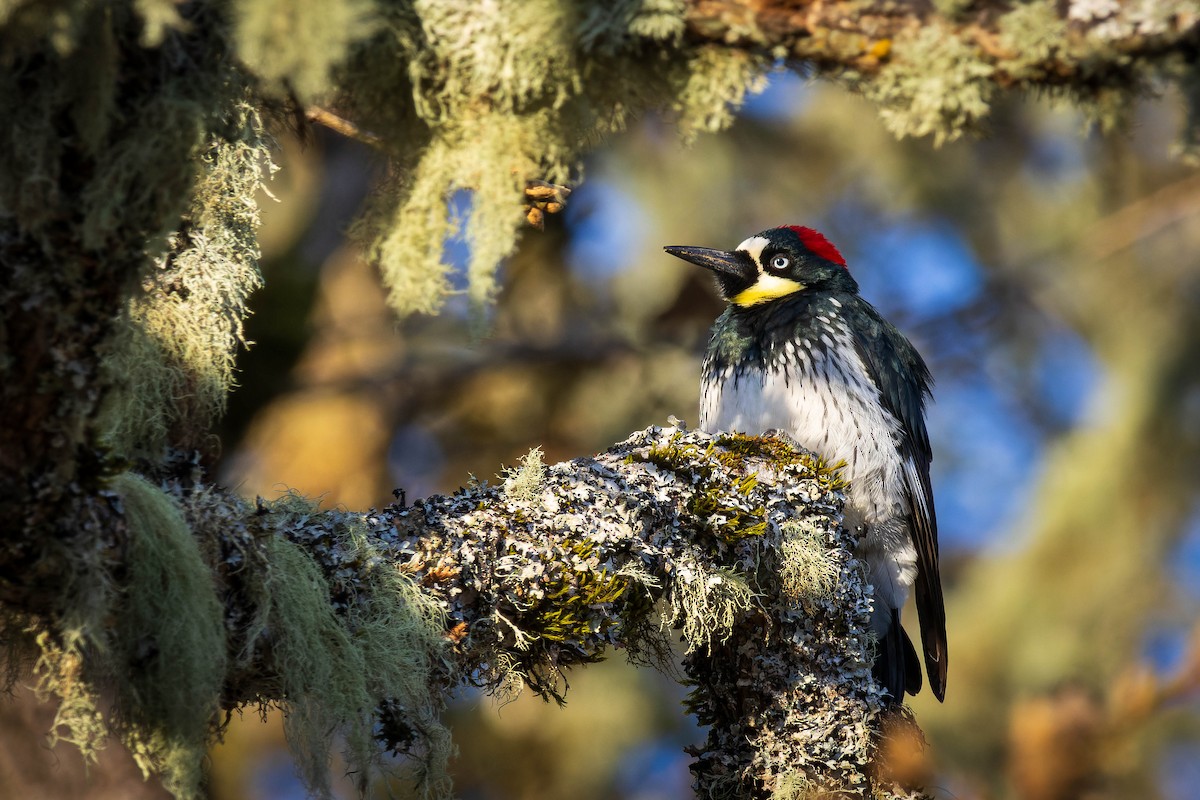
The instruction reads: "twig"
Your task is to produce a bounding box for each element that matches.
[1087,172,1200,261]
[306,106,385,149]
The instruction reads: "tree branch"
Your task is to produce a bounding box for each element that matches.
[1,420,923,798]
[684,0,1200,86]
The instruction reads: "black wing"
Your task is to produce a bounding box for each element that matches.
[849,299,948,701]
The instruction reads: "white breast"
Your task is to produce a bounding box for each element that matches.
[700,332,905,526]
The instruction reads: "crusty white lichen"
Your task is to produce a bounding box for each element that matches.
[363,422,895,795]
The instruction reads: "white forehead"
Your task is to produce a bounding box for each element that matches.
[735,235,771,268]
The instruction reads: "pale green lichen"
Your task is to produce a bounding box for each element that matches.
[779,520,840,602]
[0,3,225,251]
[0,0,93,55]
[107,473,226,799]
[346,1,768,318]
[997,2,1069,79]
[32,471,227,799]
[669,558,757,654]
[626,0,686,41]
[770,771,815,800]
[28,478,454,800]
[99,102,271,458]
[132,0,186,47]
[674,47,769,142]
[257,497,452,797]
[232,0,377,102]
[365,109,552,317]
[864,26,996,146]
[33,629,109,763]
[504,446,547,502]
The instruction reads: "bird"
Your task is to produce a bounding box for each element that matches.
[664,225,947,703]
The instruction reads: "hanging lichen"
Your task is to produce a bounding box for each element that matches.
[253,494,453,797]
[99,101,273,459]
[232,0,377,102]
[28,472,228,800]
[109,472,227,798]
[342,0,769,316]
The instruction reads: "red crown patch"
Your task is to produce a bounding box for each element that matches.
[786,225,847,268]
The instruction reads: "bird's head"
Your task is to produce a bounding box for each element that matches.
[664,225,856,307]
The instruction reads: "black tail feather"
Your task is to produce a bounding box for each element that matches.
[873,608,922,704]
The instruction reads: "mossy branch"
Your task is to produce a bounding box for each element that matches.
[0,424,926,799]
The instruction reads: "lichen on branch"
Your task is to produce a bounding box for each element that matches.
[5,423,922,799]
[685,0,1200,143]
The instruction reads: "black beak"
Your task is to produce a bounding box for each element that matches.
[663,245,755,284]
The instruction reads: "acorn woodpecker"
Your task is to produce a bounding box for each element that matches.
[664,225,947,703]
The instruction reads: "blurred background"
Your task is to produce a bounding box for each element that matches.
[19,73,1200,800]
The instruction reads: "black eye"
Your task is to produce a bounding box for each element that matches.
[769,255,790,271]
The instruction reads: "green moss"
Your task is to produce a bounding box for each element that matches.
[630,435,769,543]
[710,431,846,493]
[631,437,714,482]
[631,432,843,545]
[522,541,630,644]
[685,478,769,544]
[714,433,808,473]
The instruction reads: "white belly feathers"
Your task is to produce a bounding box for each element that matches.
[700,334,905,527]
[701,341,918,611]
